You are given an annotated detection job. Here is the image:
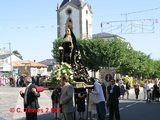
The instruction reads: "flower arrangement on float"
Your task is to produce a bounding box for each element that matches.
[50,62,74,85]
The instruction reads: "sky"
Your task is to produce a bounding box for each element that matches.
[0,0,160,61]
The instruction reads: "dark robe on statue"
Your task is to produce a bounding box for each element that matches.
[62,29,77,65]
[61,28,90,83]
[62,41,72,64]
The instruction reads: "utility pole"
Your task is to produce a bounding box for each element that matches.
[8,42,13,77]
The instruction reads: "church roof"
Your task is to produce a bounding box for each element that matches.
[39,59,55,66]
[60,0,82,8]
[93,32,117,38]
[93,32,125,40]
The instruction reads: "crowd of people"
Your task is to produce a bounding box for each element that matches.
[143,79,160,102]
[18,73,120,120]
[0,76,10,86]
[0,72,12,86]
[50,76,122,120]
[2,71,159,120]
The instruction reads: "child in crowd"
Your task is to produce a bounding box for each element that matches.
[88,90,97,120]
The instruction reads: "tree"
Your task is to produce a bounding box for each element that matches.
[52,36,160,79]
[52,37,64,63]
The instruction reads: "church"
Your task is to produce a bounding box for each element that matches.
[56,0,120,81]
[57,0,92,39]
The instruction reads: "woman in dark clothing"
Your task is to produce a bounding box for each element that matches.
[125,81,130,99]
[134,81,140,100]
[152,80,159,101]
[75,88,87,120]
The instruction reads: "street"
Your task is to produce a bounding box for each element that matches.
[0,86,160,120]
[118,87,160,120]
[120,100,160,120]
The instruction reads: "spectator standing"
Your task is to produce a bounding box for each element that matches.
[59,75,75,120]
[134,81,140,100]
[143,80,148,100]
[91,78,106,120]
[152,80,159,101]
[19,77,40,120]
[146,80,154,102]
[107,79,120,120]
[125,81,130,99]
[75,88,87,120]
[119,81,126,99]
[158,80,160,101]
[88,89,97,120]
[101,81,107,101]
[51,88,62,119]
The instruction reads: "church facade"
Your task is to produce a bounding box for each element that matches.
[57,0,92,39]
[56,0,118,80]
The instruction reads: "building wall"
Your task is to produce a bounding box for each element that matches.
[81,4,92,39]
[0,54,21,72]
[58,2,92,39]
[59,5,80,38]
[30,67,48,76]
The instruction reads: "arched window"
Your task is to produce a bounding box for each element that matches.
[66,8,72,16]
[86,20,88,38]
[86,10,88,14]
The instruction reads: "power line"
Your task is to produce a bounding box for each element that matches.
[122,7,160,15]
[0,25,55,30]
[101,6,160,34]
[101,18,159,34]
[121,7,160,21]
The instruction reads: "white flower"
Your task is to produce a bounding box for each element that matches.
[51,62,74,84]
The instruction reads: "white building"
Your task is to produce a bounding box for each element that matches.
[56,0,125,80]
[13,60,48,76]
[0,53,47,76]
[57,0,92,39]
[0,54,22,72]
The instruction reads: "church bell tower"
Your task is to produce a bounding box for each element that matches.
[57,0,92,39]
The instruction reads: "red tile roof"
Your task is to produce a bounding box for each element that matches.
[13,60,47,68]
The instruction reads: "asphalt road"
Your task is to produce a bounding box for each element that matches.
[119,99,160,120]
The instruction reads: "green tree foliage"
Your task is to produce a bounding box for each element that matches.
[77,37,107,71]
[52,37,160,79]
[52,37,63,63]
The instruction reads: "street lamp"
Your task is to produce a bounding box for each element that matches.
[58,46,63,65]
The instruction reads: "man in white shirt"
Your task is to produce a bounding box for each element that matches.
[91,78,106,120]
[146,80,153,102]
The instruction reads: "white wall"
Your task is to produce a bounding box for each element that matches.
[0,54,21,72]
[59,5,80,38]
[30,67,47,76]
[81,4,92,39]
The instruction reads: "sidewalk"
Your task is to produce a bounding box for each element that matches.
[120,87,144,101]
